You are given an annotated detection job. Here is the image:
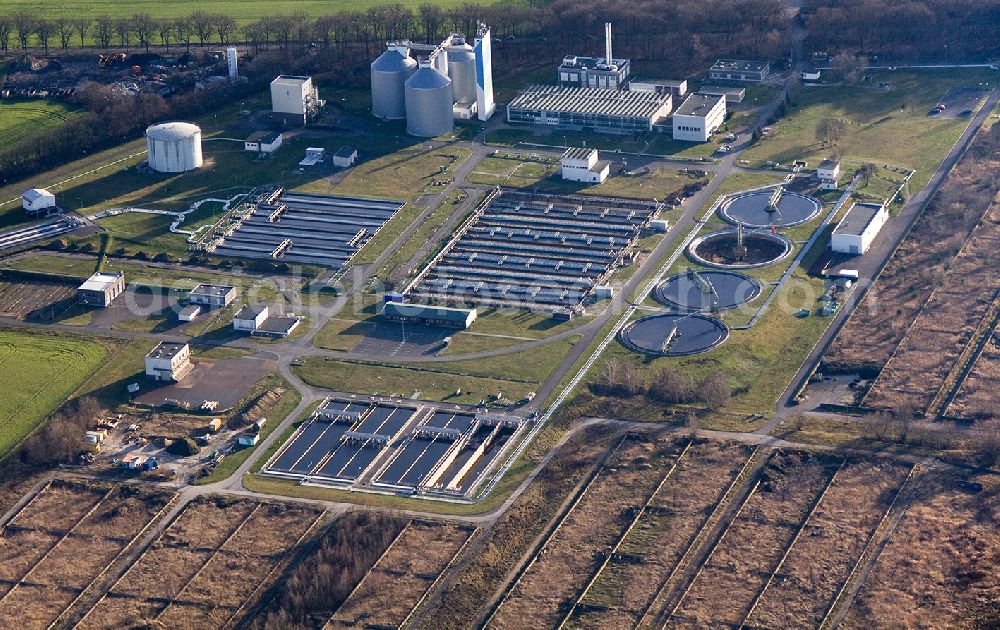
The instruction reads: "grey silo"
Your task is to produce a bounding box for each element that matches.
[371,49,417,120]
[447,42,477,104]
[405,64,454,137]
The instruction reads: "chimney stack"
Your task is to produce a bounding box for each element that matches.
[604,22,613,64]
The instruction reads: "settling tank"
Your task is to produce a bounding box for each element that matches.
[405,61,454,137]
[371,47,417,120]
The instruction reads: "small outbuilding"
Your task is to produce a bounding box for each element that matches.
[244,131,283,155]
[332,146,359,167]
[560,147,610,184]
[382,301,478,329]
[299,147,325,167]
[253,315,301,338]
[817,159,842,190]
[144,342,193,382]
[233,304,269,332]
[831,201,888,255]
[77,272,125,307]
[22,188,56,215]
[178,304,202,322]
[188,284,237,308]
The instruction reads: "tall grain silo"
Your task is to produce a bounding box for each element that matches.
[405,60,454,137]
[145,122,203,173]
[371,47,416,120]
[447,40,477,105]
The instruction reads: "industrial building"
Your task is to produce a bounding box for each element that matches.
[233,304,268,332]
[178,304,202,322]
[146,122,203,173]
[630,79,688,97]
[831,201,888,255]
[144,342,193,382]
[370,24,495,136]
[708,60,771,83]
[406,188,662,310]
[270,75,321,125]
[77,271,125,307]
[698,85,746,103]
[557,23,630,90]
[382,301,478,329]
[188,284,237,308]
[672,93,727,142]
[560,147,609,183]
[332,146,358,167]
[507,85,672,133]
[22,188,56,215]
[244,131,283,155]
[817,159,842,189]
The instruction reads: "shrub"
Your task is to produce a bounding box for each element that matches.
[166,436,199,456]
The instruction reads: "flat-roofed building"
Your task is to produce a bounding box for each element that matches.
[831,201,888,255]
[332,146,358,167]
[22,188,56,215]
[708,59,770,83]
[253,315,301,338]
[270,75,320,125]
[145,342,193,382]
[817,158,842,189]
[697,85,746,103]
[233,304,269,332]
[630,79,687,98]
[507,85,672,134]
[382,301,477,329]
[672,93,727,142]
[77,272,125,307]
[560,147,610,183]
[557,55,631,90]
[188,284,237,308]
[244,131,283,155]
[178,304,202,322]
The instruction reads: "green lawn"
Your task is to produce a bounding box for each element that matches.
[0,100,82,148]
[744,69,997,191]
[0,331,108,456]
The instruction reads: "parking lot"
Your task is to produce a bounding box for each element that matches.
[934,87,986,118]
[406,189,662,310]
[213,192,404,269]
[134,356,275,411]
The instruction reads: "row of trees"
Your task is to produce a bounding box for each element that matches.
[0,0,788,71]
[593,360,733,409]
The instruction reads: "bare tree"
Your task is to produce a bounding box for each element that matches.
[55,16,73,50]
[649,367,695,403]
[313,15,336,49]
[190,11,214,46]
[157,19,174,50]
[114,17,133,50]
[815,118,847,147]
[213,14,237,45]
[173,17,192,52]
[695,371,731,408]
[72,17,91,48]
[13,12,36,50]
[419,4,444,43]
[0,16,12,54]
[859,162,877,188]
[34,19,54,55]
[132,14,155,53]
[95,15,114,50]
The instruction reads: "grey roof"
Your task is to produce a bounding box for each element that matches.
[78,272,122,292]
[405,66,451,90]
[558,56,630,71]
[698,85,745,97]
[334,146,358,158]
[711,59,769,72]
[234,304,268,320]
[189,284,236,297]
[633,79,686,87]
[146,121,200,141]
[147,341,188,360]
[272,75,311,85]
[674,93,725,117]
[562,147,597,161]
[383,301,476,322]
[819,159,840,169]
[22,188,52,201]
[447,43,475,62]
[834,202,885,236]
[257,316,300,335]
[509,85,671,119]
[179,304,202,317]
[372,49,417,72]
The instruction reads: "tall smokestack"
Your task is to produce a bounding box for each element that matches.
[604,22,613,64]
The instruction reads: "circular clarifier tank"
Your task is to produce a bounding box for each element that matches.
[654,269,762,312]
[620,313,729,356]
[688,229,792,269]
[719,188,820,228]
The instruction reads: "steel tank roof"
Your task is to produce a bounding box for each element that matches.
[371,49,417,73]
[146,121,201,141]
[405,65,452,90]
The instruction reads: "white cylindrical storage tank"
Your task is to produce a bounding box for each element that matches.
[146,122,203,173]
[371,48,416,120]
[405,62,454,137]
[447,42,477,104]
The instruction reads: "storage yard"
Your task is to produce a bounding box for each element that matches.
[0,275,76,320]
[406,188,662,310]
[210,190,404,270]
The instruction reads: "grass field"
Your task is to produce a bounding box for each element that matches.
[743,69,996,191]
[0,0,502,21]
[0,331,107,456]
[0,101,82,148]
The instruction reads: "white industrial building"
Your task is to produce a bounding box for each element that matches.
[508,85,672,133]
[77,271,125,307]
[146,122,203,173]
[560,148,609,183]
[698,85,746,103]
[244,131,283,155]
[370,24,495,137]
[831,201,888,255]
[188,284,237,308]
[144,342,193,382]
[631,79,687,98]
[271,75,321,125]
[22,188,56,215]
[708,60,770,83]
[557,23,630,90]
[672,93,726,142]
[332,146,358,167]
[233,304,268,332]
[817,159,842,189]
